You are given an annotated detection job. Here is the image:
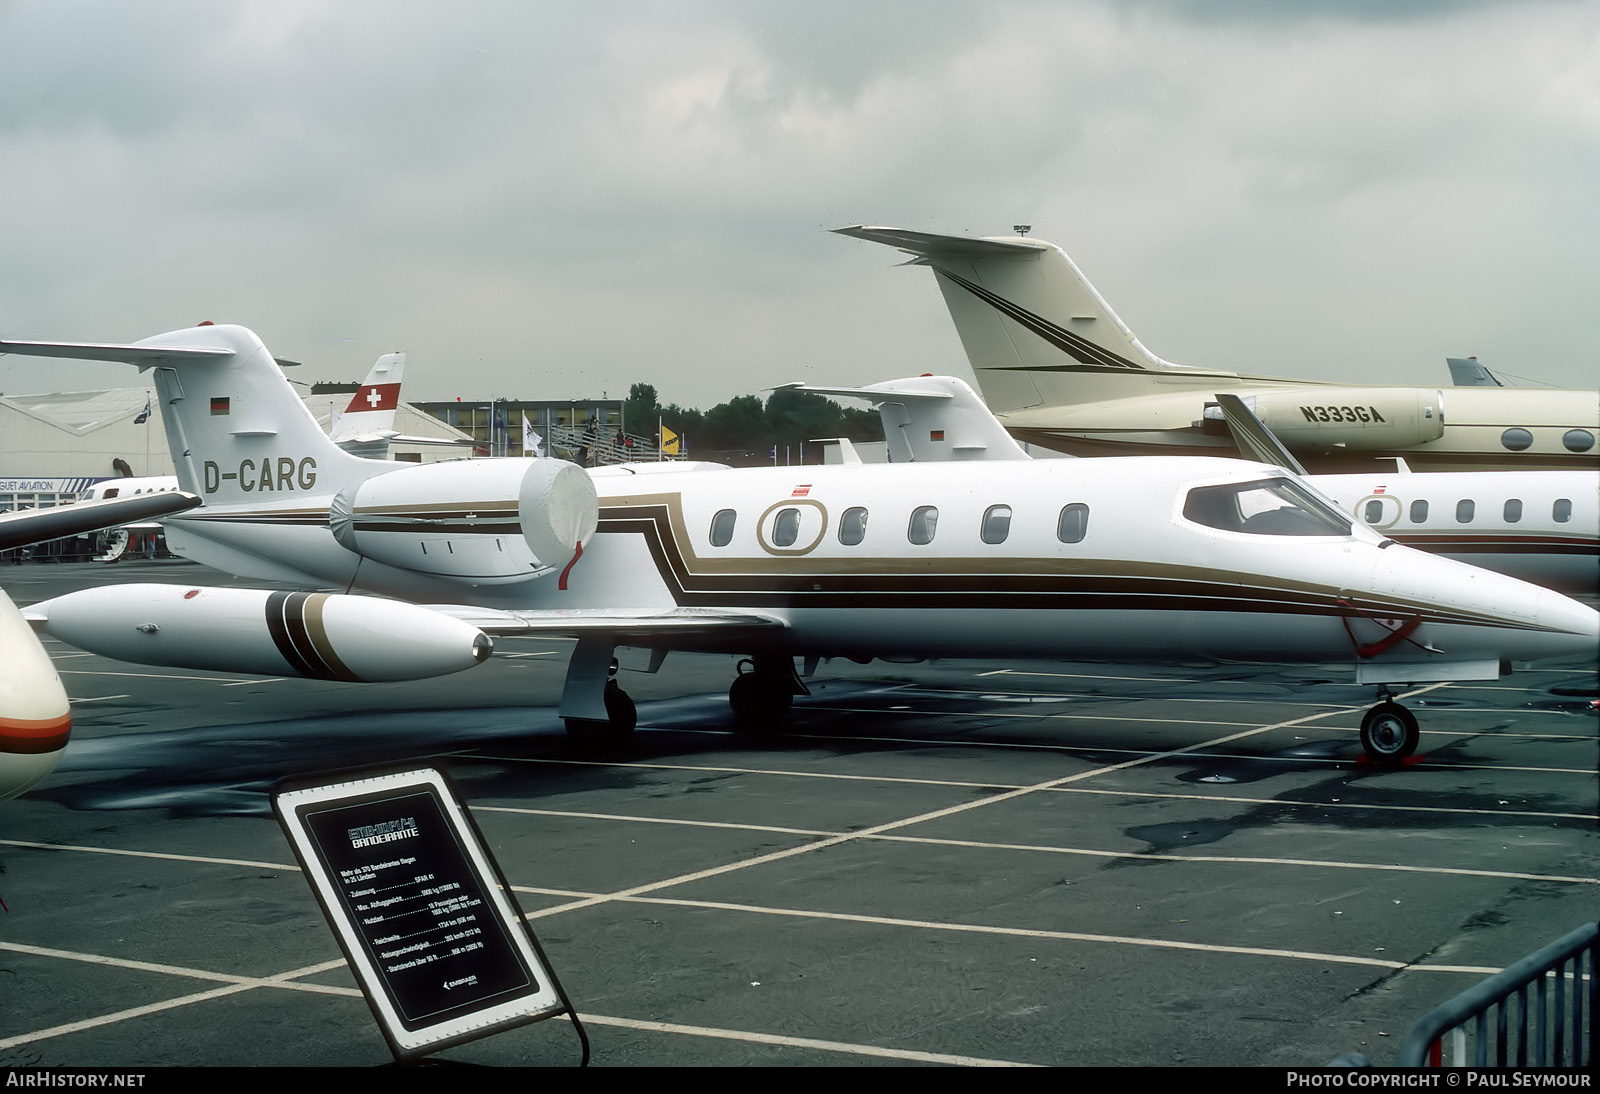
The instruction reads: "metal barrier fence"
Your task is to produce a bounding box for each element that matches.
[1397,921,1597,1067]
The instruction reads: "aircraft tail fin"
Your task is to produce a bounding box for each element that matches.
[1446,357,1503,387]
[775,376,1031,462]
[0,324,380,504]
[330,351,405,456]
[834,225,1184,412]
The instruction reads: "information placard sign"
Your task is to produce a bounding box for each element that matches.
[274,767,569,1060]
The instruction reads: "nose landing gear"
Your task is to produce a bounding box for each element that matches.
[1359,695,1419,762]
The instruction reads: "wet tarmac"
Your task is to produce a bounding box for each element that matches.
[1,559,1596,1067]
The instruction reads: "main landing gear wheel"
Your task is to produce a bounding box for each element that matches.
[1360,701,1419,763]
[564,680,636,744]
[729,661,794,734]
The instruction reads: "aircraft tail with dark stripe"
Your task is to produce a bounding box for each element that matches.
[835,225,1195,413]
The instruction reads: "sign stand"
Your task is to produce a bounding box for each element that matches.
[273,765,589,1065]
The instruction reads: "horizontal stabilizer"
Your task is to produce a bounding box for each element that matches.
[832,225,1047,259]
[778,375,1030,462]
[0,338,233,366]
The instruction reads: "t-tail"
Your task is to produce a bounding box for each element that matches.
[0,323,382,506]
[834,225,1196,413]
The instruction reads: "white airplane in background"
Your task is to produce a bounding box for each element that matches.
[782,376,1600,595]
[0,488,201,799]
[835,226,1600,473]
[2,324,1595,764]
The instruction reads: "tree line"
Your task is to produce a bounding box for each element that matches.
[622,383,882,460]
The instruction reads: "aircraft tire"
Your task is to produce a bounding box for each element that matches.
[604,681,637,736]
[729,672,792,733]
[564,684,636,745]
[1360,702,1418,762]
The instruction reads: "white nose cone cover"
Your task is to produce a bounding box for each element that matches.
[0,588,70,799]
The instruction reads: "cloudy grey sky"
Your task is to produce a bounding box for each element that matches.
[1,0,1595,409]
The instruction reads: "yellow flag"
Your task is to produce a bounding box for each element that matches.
[660,424,680,455]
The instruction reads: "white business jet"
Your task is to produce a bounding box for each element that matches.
[782,376,1599,595]
[2,324,1595,764]
[836,226,1600,472]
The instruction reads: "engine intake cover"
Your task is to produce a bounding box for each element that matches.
[330,458,598,582]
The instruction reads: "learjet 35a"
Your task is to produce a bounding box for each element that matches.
[836,226,1600,473]
[3,324,1595,763]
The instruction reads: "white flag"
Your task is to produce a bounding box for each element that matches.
[522,413,542,457]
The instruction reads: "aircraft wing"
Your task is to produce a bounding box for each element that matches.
[425,605,789,643]
[0,492,202,551]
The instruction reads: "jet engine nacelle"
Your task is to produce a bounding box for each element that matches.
[330,458,598,583]
[1245,387,1445,451]
[27,585,492,682]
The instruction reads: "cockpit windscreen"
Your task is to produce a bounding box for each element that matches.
[1183,477,1353,537]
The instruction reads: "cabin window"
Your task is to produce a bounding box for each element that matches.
[1182,478,1351,536]
[1455,499,1475,523]
[1562,429,1595,452]
[103,488,120,499]
[1362,500,1384,524]
[772,507,800,548]
[907,505,939,545]
[1409,500,1429,523]
[838,506,868,546]
[1553,498,1572,523]
[1057,503,1090,544]
[981,505,1012,545]
[1503,499,1522,523]
[709,509,736,547]
[1500,428,1533,452]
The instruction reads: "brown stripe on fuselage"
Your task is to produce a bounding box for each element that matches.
[595,495,1550,631]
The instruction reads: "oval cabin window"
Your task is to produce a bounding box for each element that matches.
[1553,499,1572,523]
[1455,499,1475,523]
[1409,500,1429,523]
[1500,428,1533,452]
[1057,503,1090,544]
[908,506,939,545]
[1562,429,1595,453]
[981,505,1012,545]
[1503,499,1522,523]
[772,507,800,548]
[838,506,868,546]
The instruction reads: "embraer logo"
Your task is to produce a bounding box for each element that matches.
[203,457,317,494]
[1300,405,1387,424]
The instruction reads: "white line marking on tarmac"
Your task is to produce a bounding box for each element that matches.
[0,838,299,871]
[525,893,1511,978]
[470,808,1600,886]
[0,942,1033,1065]
[485,757,1592,821]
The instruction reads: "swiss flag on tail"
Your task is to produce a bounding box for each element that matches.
[345,382,400,413]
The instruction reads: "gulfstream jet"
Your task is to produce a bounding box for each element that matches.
[4,324,1595,763]
[836,226,1600,473]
